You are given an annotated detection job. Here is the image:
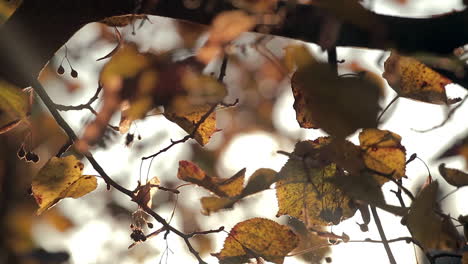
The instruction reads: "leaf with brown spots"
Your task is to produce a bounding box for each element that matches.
[359,128,406,185]
[31,156,97,215]
[212,218,299,264]
[383,52,459,104]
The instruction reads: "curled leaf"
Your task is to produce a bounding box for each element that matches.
[212,218,299,264]
[31,156,97,215]
[177,160,245,197]
[132,176,160,208]
[438,164,468,188]
[383,52,458,104]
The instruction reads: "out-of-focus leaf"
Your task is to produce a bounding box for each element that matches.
[31,156,97,215]
[0,79,28,134]
[284,45,317,72]
[42,208,74,232]
[291,48,381,138]
[212,218,299,264]
[459,215,468,242]
[177,160,245,197]
[403,181,462,251]
[276,139,356,226]
[198,10,255,63]
[288,218,331,263]
[100,14,147,27]
[383,52,459,104]
[0,0,21,23]
[132,176,160,208]
[438,134,468,169]
[438,164,468,187]
[359,128,406,185]
[201,168,279,215]
[463,252,468,264]
[230,0,278,13]
[164,105,217,146]
[329,171,407,216]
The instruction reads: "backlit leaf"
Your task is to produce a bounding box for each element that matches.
[177,160,245,197]
[438,134,468,169]
[403,181,461,251]
[164,105,217,146]
[212,218,299,264]
[438,164,468,188]
[291,48,381,138]
[359,128,406,185]
[0,79,28,134]
[383,52,458,104]
[132,176,160,208]
[201,168,279,215]
[276,139,356,226]
[31,156,97,215]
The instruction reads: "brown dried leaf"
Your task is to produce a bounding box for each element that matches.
[438,164,468,188]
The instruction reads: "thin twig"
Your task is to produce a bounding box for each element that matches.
[54,84,102,114]
[32,78,209,264]
[377,94,399,123]
[370,206,397,264]
[186,226,225,238]
[327,46,338,76]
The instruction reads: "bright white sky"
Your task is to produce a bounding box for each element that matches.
[32,1,468,264]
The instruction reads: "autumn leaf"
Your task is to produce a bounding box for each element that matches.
[0,79,29,134]
[276,139,356,226]
[31,156,97,215]
[403,181,462,251]
[212,218,299,264]
[288,218,331,263]
[200,168,279,215]
[197,10,255,63]
[437,134,468,169]
[328,171,407,216]
[383,52,459,104]
[132,176,160,208]
[359,128,406,185]
[177,160,245,197]
[290,47,381,138]
[438,164,468,188]
[100,14,148,27]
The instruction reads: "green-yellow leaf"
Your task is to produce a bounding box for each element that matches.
[276,139,356,226]
[212,218,299,264]
[359,128,406,185]
[0,79,28,134]
[31,156,97,215]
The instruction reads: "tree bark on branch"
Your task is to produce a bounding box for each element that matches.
[1,0,467,88]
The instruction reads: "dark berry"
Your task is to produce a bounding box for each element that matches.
[17,146,26,159]
[325,257,332,263]
[147,222,153,229]
[31,153,39,163]
[137,135,142,140]
[125,133,134,146]
[57,65,65,75]
[25,151,34,162]
[70,69,78,78]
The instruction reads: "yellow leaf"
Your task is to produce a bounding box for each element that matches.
[177,160,245,197]
[276,139,356,226]
[383,52,457,104]
[0,79,28,134]
[164,104,217,146]
[291,50,381,138]
[359,128,406,185]
[212,218,299,264]
[201,196,236,215]
[31,156,98,215]
[438,164,468,188]
[284,44,317,72]
[404,181,462,251]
